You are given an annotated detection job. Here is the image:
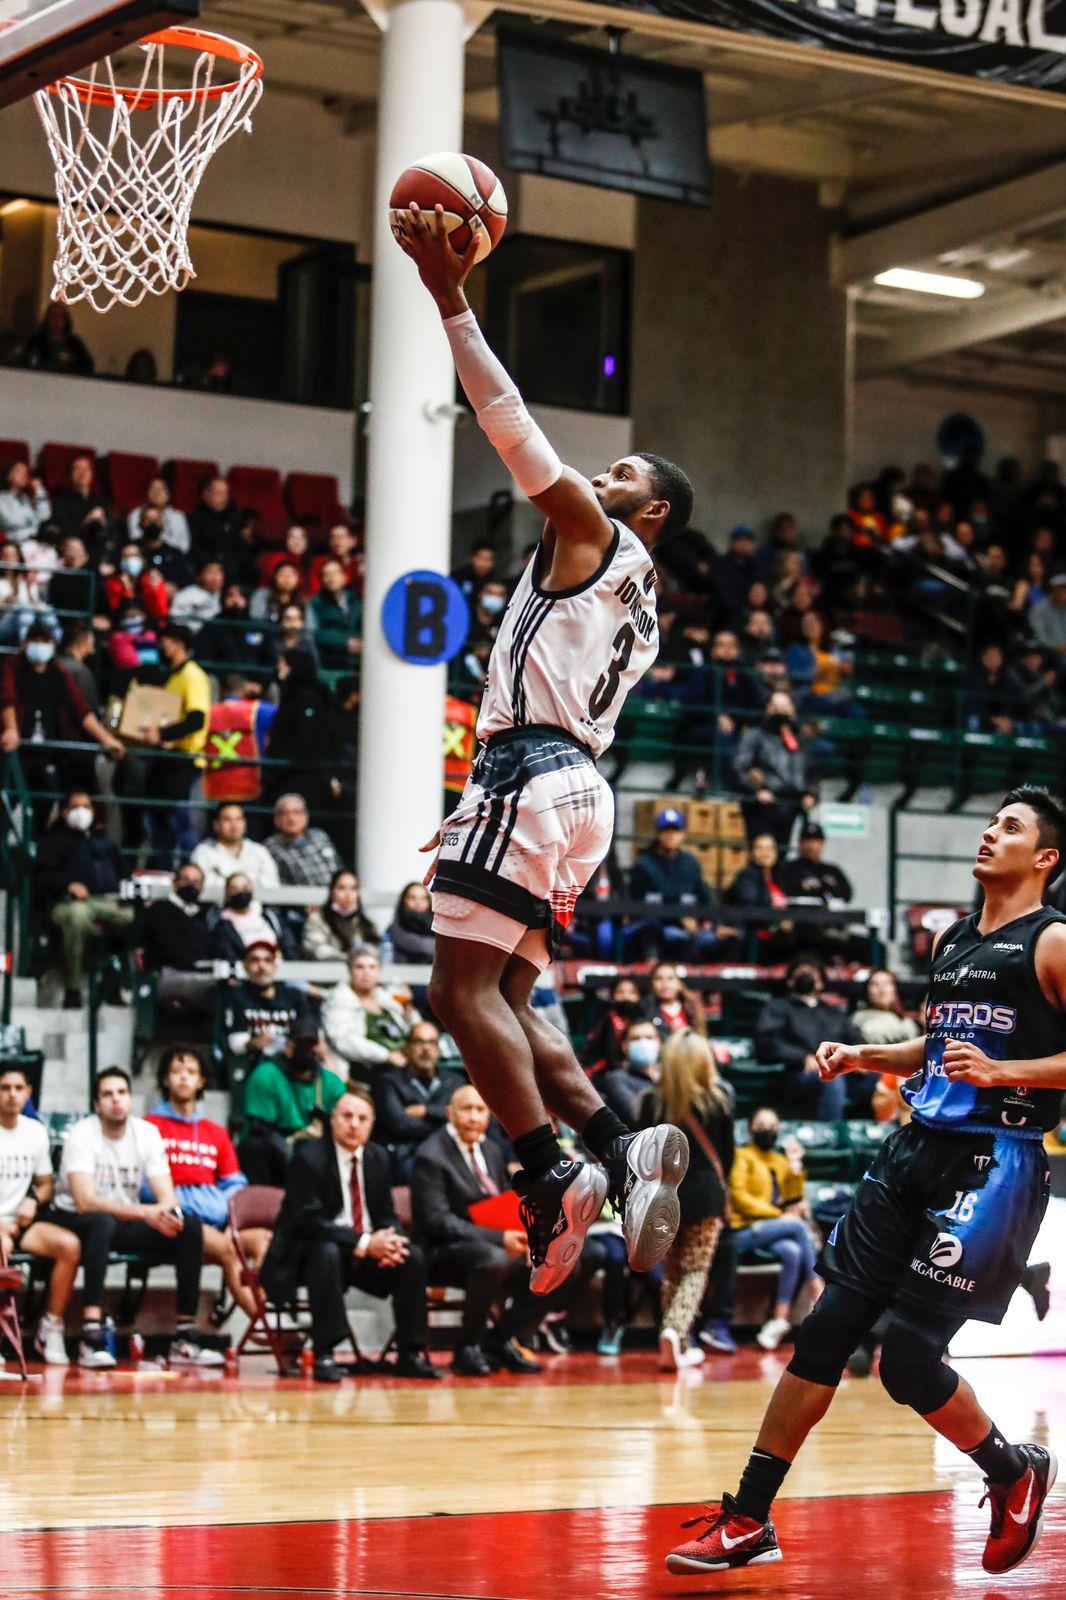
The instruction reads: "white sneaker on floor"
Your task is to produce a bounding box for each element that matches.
[77,1337,116,1370]
[659,1329,706,1370]
[169,1337,225,1369]
[35,1313,70,1367]
[757,1316,791,1351]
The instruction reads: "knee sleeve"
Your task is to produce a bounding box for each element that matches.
[877,1314,961,1415]
[787,1283,883,1389]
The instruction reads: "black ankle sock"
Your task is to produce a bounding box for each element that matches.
[514,1124,564,1183]
[581,1106,631,1162]
[965,1424,1026,1485]
[734,1449,792,1523]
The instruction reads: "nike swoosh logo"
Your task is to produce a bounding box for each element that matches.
[720,1529,760,1550]
[1009,1476,1036,1525]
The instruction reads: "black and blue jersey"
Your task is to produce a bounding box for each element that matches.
[903,906,1066,1137]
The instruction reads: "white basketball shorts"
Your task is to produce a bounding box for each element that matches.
[431,725,614,968]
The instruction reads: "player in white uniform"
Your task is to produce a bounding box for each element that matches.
[394,204,693,1295]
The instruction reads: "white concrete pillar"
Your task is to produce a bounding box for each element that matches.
[356,0,485,902]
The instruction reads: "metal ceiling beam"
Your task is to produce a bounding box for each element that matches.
[858,286,1066,377]
[836,160,1066,286]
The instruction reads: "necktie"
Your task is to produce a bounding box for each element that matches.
[349,1155,365,1231]
[470,1144,499,1197]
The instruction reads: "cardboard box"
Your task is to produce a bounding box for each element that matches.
[715,801,748,844]
[117,684,182,744]
[686,800,718,840]
[633,795,688,841]
[692,844,718,888]
[717,843,750,892]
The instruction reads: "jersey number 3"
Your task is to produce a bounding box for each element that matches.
[589,623,636,722]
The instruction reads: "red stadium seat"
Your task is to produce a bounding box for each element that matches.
[0,439,31,473]
[106,451,160,512]
[229,464,288,542]
[285,471,347,532]
[165,457,219,513]
[38,441,97,492]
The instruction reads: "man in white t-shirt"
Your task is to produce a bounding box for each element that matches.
[52,1067,224,1370]
[0,1064,79,1366]
[191,802,280,897]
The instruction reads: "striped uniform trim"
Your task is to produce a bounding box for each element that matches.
[509,593,553,726]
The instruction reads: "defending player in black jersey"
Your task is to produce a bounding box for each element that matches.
[668,785,1063,1579]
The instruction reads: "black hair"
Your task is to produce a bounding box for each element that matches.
[160,622,193,652]
[93,1066,132,1099]
[633,453,694,539]
[157,1044,208,1096]
[998,786,1066,881]
[213,800,245,824]
[0,1063,29,1083]
[60,619,93,650]
[25,618,55,643]
[786,952,826,984]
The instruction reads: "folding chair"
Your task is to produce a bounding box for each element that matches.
[0,1230,29,1380]
[228,1186,362,1374]
[228,1186,302,1373]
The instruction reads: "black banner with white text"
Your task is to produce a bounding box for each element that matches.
[603,0,1066,91]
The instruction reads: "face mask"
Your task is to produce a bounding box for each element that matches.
[65,805,93,832]
[791,971,818,997]
[122,557,143,577]
[176,883,200,905]
[752,1128,777,1152]
[766,712,790,731]
[613,998,641,1020]
[227,890,253,911]
[627,1038,660,1070]
[25,642,54,666]
[481,594,505,616]
[287,1042,318,1073]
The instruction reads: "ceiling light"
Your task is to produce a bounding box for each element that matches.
[873,267,985,299]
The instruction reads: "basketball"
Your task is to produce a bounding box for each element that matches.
[389,151,507,264]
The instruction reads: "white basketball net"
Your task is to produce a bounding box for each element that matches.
[34,36,262,313]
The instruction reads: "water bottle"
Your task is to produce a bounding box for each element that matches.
[129,1331,144,1364]
[102,1316,117,1361]
[224,1345,239,1377]
[300,1344,315,1378]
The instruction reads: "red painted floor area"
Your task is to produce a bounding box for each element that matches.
[5,1490,1065,1600]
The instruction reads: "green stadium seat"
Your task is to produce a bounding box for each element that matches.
[728,1061,787,1119]
[777,1119,853,1180]
[846,1118,895,1178]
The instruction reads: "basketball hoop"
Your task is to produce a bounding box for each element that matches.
[34,27,263,313]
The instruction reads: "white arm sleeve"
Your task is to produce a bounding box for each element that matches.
[443,309,563,499]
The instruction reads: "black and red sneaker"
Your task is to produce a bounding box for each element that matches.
[980,1443,1058,1575]
[665,1494,782,1574]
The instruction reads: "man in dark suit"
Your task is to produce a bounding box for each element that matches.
[371,1021,465,1180]
[413,1084,602,1376]
[260,1089,439,1383]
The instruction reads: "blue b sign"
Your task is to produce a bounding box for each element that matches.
[381,569,470,666]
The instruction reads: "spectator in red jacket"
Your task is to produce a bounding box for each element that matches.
[104,542,169,624]
[308,523,362,596]
[259,524,313,589]
[147,1046,270,1320]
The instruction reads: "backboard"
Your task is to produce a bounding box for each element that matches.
[0,0,199,108]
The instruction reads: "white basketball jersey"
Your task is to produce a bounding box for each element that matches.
[477,521,659,758]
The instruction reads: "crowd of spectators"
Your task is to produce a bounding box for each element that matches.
[5,438,1065,1379]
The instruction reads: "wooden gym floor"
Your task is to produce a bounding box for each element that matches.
[1,1348,1063,1598]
